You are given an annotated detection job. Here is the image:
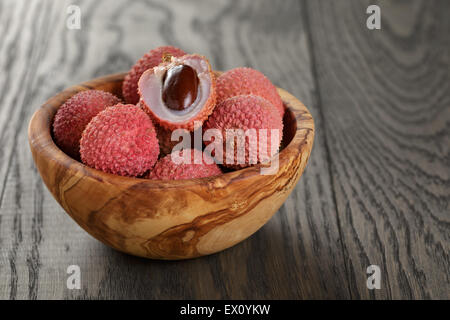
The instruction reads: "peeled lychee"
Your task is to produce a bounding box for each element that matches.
[138,54,216,131]
[146,149,221,180]
[52,90,121,159]
[216,68,284,117]
[80,104,159,177]
[203,95,283,168]
[122,46,186,104]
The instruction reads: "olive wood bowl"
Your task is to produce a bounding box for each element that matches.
[28,72,314,260]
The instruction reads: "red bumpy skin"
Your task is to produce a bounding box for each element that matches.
[146,149,222,180]
[122,46,186,104]
[138,54,216,131]
[203,95,283,168]
[216,67,284,117]
[52,90,121,159]
[80,104,159,177]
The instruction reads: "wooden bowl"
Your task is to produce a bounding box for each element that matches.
[28,73,314,260]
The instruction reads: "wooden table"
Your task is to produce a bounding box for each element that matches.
[0,0,448,300]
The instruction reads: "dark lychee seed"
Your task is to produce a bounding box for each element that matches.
[162,65,199,111]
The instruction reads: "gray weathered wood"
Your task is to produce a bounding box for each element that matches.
[306,0,450,299]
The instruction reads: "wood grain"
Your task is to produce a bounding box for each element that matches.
[0,0,448,299]
[306,0,450,299]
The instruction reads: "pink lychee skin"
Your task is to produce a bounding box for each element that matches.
[138,54,216,131]
[146,149,222,180]
[216,68,284,117]
[80,104,159,177]
[52,90,121,159]
[122,46,186,104]
[203,95,283,168]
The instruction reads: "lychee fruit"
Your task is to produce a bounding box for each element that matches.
[138,54,216,131]
[122,46,186,104]
[216,68,284,117]
[52,90,121,159]
[80,104,159,177]
[146,149,222,180]
[203,95,283,168]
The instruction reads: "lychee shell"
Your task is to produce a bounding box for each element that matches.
[122,46,186,104]
[138,54,216,131]
[203,95,283,168]
[80,104,159,177]
[146,149,222,180]
[52,90,121,159]
[217,68,284,117]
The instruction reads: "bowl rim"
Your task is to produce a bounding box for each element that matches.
[28,72,314,188]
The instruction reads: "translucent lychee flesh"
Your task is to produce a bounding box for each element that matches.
[138,54,216,131]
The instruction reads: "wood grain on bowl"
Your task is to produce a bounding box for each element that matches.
[28,73,314,260]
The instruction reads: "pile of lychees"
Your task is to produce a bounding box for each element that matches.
[52,46,284,180]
